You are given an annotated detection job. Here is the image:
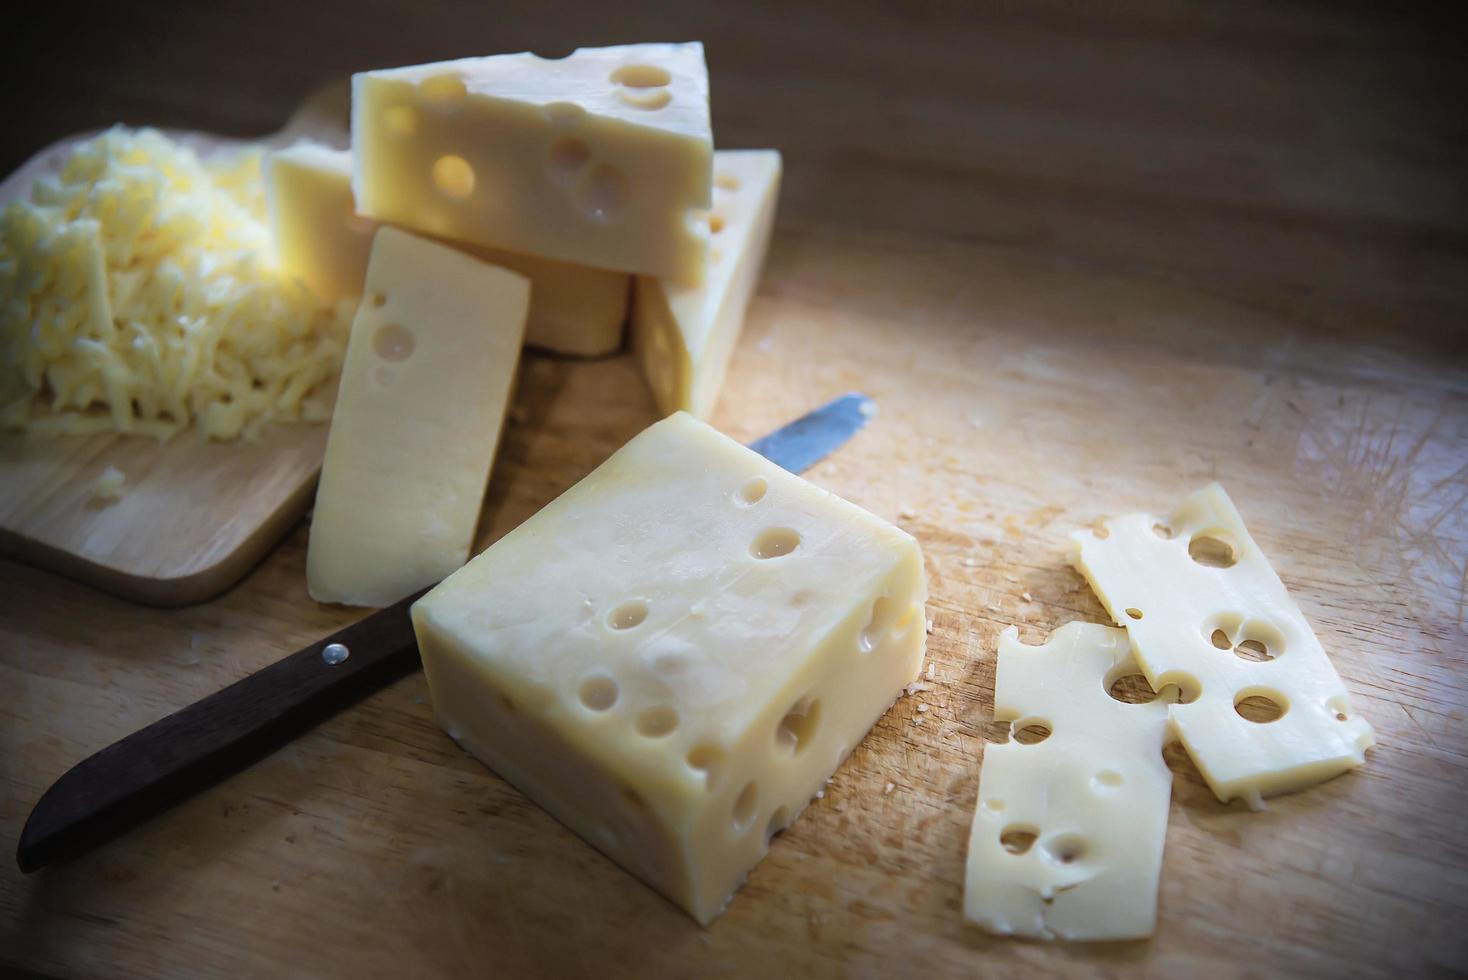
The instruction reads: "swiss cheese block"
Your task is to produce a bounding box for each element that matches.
[964,623,1172,941]
[265,143,628,357]
[352,43,712,284]
[307,227,529,607]
[410,412,927,924]
[1071,483,1375,808]
[631,150,782,418]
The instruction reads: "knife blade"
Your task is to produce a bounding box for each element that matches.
[17,394,877,873]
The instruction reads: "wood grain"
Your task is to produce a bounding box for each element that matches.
[0,85,350,606]
[3,2,1467,977]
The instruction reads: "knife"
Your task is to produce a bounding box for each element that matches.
[17,393,877,873]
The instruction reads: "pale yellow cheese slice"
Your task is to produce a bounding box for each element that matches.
[631,150,782,418]
[307,227,529,607]
[352,43,712,283]
[265,143,628,357]
[1071,483,1375,808]
[964,623,1172,941]
[411,411,927,923]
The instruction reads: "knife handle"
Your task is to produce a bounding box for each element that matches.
[17,589,426,873]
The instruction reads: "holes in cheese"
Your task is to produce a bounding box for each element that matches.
[1011,719,1052,745]
[750,527,800,559]
[1071,482,1374,808]
[964,623,1172,941]
[611,63,672,88]
[372,323,414,361]
[420,73,467,109]
[547,137,592,180]
[736,476,768,506]
[607,599,649,630]
[409,411,927,924]
[431,154,475,197]
[577,163,631,223]
[859,595,897,652]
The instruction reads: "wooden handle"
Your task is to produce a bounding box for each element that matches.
[16,590,426,873]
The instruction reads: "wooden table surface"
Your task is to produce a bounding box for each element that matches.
[4,3,1466,977]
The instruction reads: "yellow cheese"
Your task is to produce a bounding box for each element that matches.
[631,150,781,417]
[265,143,628,356]
[0,127,348,440]
[351,43,712,283]
[1071,483,1375,808]
[307,228,529,607]
[964,623,1172,941]
[411,411,927,923]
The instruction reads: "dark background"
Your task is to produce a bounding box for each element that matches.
[5,1,1466,348]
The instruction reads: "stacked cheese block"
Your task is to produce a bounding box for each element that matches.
[282,44,929,926]
[277,43,784,607]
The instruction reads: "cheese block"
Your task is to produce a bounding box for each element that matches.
[1071,483,1376,808]
[631,150,781,418]
[265,143,628,357]
[307,227,529,607]
[411,411,927,923]
[352,43,712,284]
[964,623,1172,941]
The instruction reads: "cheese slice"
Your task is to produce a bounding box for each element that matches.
[631,150,781,418]
[307,227,529,607]
[352,43,712,284]
[266,143,628,357]
[1071,483,1375,808]
[411,411,927,924]
[964,623,1172,941]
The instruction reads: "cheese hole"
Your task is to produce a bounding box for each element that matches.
[732,781,759,833]
[1000,825,1038,855]
[765,806,790,844]
[610,64,672,88]
[893,603,920,638]
[384,106,417,136]
[859,595,895,652]
[421,73,467,109]
[1327,695,1351,723]
[1093,770,1124,790]
[578,164,630,223]
[1125,607,1143,620]
[1011,719,1051,745]
[1152,522,1174,540]
[373,323,415,362]
[1210,628,1232,650]
[1155,671,1202,705]
[1235,639,1270,662]
[543,101,586,124]
[432,155,475,198]
[1106,672,1157,705]
[1188,533,1238,569]
[709,213,726,234]
[635,705,679,738]
[1042,834,1087,865]
[686,744,723,788]
[370,291,387,308]
[607,599,649,630]
[1235,689,1287,724]
[751,527,800,560]
[775,697,821,756]
[716,173,740,191]
[579,676,618,712]
[616,88,673,110]
[981,798,1005,813]
[736,476,767,506]
[548,137,591,178]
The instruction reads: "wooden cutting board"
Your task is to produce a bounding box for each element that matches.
[0,84,350,606]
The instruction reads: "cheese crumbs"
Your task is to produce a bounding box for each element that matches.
[0,127,352,440]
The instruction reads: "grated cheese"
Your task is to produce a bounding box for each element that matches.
[0,127,352,440]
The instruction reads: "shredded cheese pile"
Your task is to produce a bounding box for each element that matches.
[0,127,352,440]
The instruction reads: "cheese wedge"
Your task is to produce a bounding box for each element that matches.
[964,623,1172,941]
[631,150,781,418]
[266,143,628,357]
[307,227,529,607]
[411,411,927,923]
[352,43,712,283]
[1071,483,1375,808]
